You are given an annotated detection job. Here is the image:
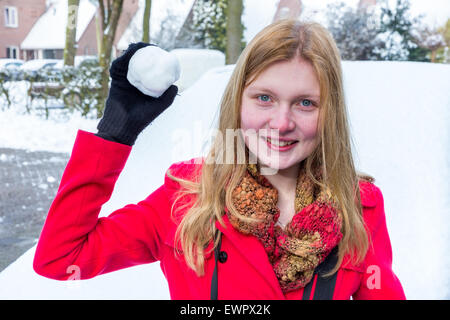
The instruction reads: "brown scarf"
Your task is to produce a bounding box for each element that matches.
[227,163,343,293]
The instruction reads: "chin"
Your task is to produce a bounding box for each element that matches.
[256,156,303,175]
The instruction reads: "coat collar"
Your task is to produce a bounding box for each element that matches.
[165,158,373,292]
[359,180,377,208]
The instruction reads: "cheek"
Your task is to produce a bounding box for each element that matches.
[298,113,320,140]
[240,103,265,151]
[240,101,265,131]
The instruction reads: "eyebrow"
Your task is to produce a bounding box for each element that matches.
[246,86,320,101]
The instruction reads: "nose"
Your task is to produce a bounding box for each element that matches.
[269,103,295,133]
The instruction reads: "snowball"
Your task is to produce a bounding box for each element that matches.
[127,46,181,98]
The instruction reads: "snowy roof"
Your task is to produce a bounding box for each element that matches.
[21,0,97,50]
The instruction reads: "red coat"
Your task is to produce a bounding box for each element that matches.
[33,130,406,300]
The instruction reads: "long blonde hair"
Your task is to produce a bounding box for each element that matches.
[167,20,371,277]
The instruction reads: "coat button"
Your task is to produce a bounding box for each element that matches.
[218,251,228,263]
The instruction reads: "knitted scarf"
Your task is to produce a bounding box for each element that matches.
[227,163,343,293]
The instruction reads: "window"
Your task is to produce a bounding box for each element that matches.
[43,49,63,59]
[25,50,36,60]
[4,6,18,27]
[6,47,18,59]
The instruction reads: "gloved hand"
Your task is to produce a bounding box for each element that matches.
[96,42,178,146]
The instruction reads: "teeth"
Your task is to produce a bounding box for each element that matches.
[267,138,297,146]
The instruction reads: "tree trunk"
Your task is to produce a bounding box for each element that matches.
[64,0,80,66]
[431,49,437,62]
[226,0,243,64]
[95,12,102,55]
[142,0,152,43]
[97,0,124,118]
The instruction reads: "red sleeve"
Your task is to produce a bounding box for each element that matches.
[353,183,406,300]
[33,130,172,280]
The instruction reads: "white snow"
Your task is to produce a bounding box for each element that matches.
[242,0,278,43]
[0,109,96,152]
[0,86,97,153]
[344,61,450,300]
[46,176,56,183]
[21,0,97,50]
[19,59,60,71]
[170,49,225,91]
[127,46,181,98]
[0,59,24,68]
[0,51,449,299]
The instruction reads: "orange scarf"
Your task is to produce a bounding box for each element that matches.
[227,163,343,292]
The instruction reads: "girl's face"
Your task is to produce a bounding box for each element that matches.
[240,57,321,174]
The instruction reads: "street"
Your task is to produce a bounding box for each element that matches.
[0,147,68,271]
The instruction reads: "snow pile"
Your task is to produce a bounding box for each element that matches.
[170,49,225,92]
[343,61,450,300]
[0,60,449,300]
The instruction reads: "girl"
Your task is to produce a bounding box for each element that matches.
[33,20,405,300]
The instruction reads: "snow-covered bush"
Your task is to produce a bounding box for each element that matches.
[377,0,429,61]
[325,0,431,62]
[60,63,102,117]
[0,69,14,108]
[326,2,385,60]
[20,67,64,115]
[2,62,102,118]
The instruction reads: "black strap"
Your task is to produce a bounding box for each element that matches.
[302,246,339,300]
[210,229,222,300]
[302,275,314,300]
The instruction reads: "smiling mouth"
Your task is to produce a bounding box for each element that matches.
[265,137,298,147]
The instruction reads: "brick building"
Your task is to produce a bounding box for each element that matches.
[0,0,47,59]
[0,0,139,61]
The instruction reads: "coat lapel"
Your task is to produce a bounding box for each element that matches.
[215,210,285,298]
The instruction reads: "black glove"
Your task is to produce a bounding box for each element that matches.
[96,42,178,146]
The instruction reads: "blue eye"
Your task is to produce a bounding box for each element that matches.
[258,95,271,102]
[300,99,312,107]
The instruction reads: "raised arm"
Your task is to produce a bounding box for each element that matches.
[33,43,179,280]
[33,131,172,279]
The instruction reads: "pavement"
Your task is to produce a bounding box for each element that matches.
[0,147,69,272]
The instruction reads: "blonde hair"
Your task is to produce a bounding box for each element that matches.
[167,20,371,277]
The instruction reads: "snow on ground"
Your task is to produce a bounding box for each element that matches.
[0,60,449,299]
[0,82,97,153]
[0,109,97,153]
